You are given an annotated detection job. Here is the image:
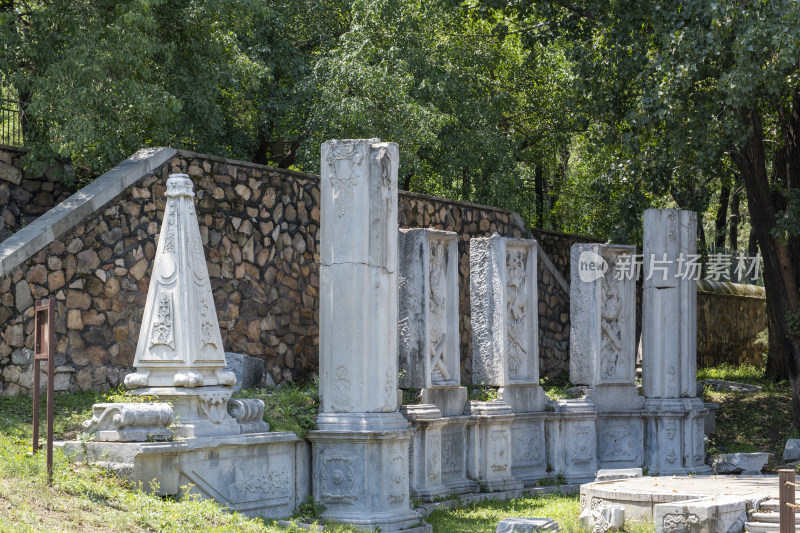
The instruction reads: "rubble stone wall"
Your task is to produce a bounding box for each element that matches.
[0,144,76,243]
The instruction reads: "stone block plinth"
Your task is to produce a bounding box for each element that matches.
[510,412,548,486]
[465,400,523,491]
[596,414,644,470]
[644,398,710,475]
[547,399,599,483]
[58,432,308,519]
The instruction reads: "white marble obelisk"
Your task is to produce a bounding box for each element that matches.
[308,139,424,531]
[124,174,238,437]
[641,209,709,474]
[470,233,546,412]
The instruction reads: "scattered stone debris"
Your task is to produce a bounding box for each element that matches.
[700,379,762,394]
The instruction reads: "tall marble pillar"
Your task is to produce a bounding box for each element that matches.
[570,243,644,469]
[308,139,424,531]
[398,228,467,416]
[124,174,239,438]
[641,209,709,474]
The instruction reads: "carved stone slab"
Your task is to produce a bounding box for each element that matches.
[642,209,697,399]
[82,402,173,442]
[470,234,538,387]
[570,244,636,388]
[399,228,460,390]
[125,174,235,390]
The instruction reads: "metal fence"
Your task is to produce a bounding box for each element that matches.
[0,90,24,147]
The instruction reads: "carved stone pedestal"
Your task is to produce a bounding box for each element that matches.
[308,413,425,531]
[644,398,711,475]
[465,400,523,492]
[403,404,449,501]
[596,413,644,470]
[131,386,240,438]
[58,432,308,518]
[547,399,599,483]
[510,411,548,486]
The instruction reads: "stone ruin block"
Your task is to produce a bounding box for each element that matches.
[470,234,546,412]
[546,399,599,483]
[399,228,467,416]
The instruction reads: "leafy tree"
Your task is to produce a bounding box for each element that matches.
[491,0,800,422]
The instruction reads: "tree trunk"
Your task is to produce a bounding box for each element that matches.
[534,162,544,228]
[732,105,800,425]
[714,184,730,248]
[730,183,741,250]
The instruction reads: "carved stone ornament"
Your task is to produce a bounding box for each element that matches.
[199,390,232,424]
[82,403,174,442]
[125,174,233,390]
[233,467,291,498]
[662,513,700,533]
[324,140,364,217]
[321,455,361,502]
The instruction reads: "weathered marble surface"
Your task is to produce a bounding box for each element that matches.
[124,174,235,390]
[82,402,173,442]
[309,139,426,531]
[496,517,560,532]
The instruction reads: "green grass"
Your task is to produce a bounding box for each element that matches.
[235,380,319,438]
[0,361,786,532]
[699,362,796,462]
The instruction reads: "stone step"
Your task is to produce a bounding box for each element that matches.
[758,499,781,512]
[745,521,779,533]
[749,511,800,524]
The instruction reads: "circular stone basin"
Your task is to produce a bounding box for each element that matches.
[580,475,779,520]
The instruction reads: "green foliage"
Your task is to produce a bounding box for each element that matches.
[291,495,326,522]
[402,388,422,405]
[467,383,498,402]
[235,380,319,438]
[539,371,572,399]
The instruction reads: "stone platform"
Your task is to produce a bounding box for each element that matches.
[582,475,778,532]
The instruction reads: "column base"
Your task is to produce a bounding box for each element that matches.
[130,386,240,438]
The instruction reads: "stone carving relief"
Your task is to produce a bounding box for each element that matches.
[325,140,364,217]
[662,513,700,533]
[234,468,291,498]
[82,402,174,441]
[227,399,265,424]
[429,240,450,384]
[428,437,441,481]
[600,270,623,379]
[490,430,510,472]
[666,448,678,465]
[601,423,634,460]
[198,294,217,350]
[506,248,527,378]
[666,422,677,440]
[694,418,705,463]
[382,367,395,412]
[512,430,545,466]
[321,455,361,503]
[332,366,354,412]
[570,428,595,465]
[441,432,460,474]
[199,390,230,423]
[150,293,175,350]
[388,455,407,503]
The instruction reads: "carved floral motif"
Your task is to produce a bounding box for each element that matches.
[429,240,449,384]
[332,366,354,412]
[662,513,700,533]
[600,267,623,379]
[512,430,545,466]
[150,293,175,350]
[321,455,360,502]
[506,248,527,377]
[388,455,407,503]
[325,141,364,217]
[428,437,441,481]
[570,428,595,465]
[234,468,291,498]
[199,390,230,423]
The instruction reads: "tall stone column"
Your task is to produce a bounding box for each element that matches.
[570,243,644,469]
[308,139,424,531]
[641,209,709,474]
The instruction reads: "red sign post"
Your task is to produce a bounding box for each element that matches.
[33,296,55,485]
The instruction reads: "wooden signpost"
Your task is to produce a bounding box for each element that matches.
[33,296,55,485]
